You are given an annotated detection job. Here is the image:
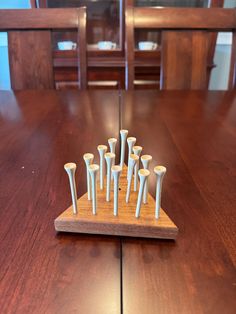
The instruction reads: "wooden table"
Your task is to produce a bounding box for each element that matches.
[0,90,235,314]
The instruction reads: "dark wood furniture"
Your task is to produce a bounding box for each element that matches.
[30,0,37,8]
[33,0,223,89]
[0,90,121,313]
[0,89,236,313]
[126,7,236,90]
[120,90,236,312]
[0,8,87,90]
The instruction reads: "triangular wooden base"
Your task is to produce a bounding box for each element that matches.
[55,166,178,240]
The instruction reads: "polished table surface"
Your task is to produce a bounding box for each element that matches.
[0,90,235,314]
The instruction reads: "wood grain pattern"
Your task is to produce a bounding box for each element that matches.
[120,90,236,314]
[55,166,178,239]
[8,31,54,90]
[0,90,120,314]
[161,31,208,90]
[133,7,236,29]
[0,90,236,313]
[0,9,81,29]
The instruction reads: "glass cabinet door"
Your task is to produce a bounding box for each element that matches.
[47,0,122,50]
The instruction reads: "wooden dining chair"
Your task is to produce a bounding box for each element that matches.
[125,7,236,90]
[0,8,87,90]
[30,0,37,8]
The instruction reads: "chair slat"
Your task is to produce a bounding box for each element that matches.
[134,8,236,30]
[8,31,54,90]
[0,9,80,29]
[161,31,208,90]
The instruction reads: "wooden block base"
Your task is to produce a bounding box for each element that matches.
[55,166,178,240]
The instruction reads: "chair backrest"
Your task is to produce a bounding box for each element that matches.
[30,0,37,8]
[0,8,87,90]
[125,7,236,90]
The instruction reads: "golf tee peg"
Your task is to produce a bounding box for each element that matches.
[133,145,143,191]
[111,165,122,216]
[135,169,150,218]
[83,153,94,201]
[119,129,128,168]
[64,163,78,215]
[127,137,136,160]
[108,138,117,154]
[88,164,100,215]
[105,152,115,202]
[108,137,117,173]
[97,144,107,190]
[141,155,153,204]
[154,166,166,219]
[126,154,139,203]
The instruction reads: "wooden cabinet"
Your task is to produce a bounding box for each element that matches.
[36,0,222,89]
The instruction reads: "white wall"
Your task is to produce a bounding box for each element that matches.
[209,33,232,90]
[209,0,236,89]
[224,0,236,8]
[0,0,30,9]
[0,35,10,90]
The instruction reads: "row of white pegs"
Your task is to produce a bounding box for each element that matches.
[64,130,166,219]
